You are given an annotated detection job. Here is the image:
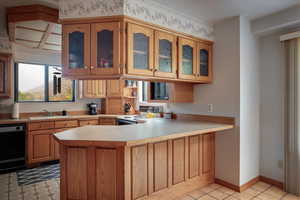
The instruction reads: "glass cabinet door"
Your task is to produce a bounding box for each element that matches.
[178,37,196,80]
[154,31,177,78]
[91,22,120,75]
[127,23,154,76]
[197,43,212,82]
[63,24,90,76]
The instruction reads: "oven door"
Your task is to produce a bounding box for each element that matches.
[0,124,26,170]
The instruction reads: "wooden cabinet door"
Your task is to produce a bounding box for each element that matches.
[28,130,53,163]
[91,22,120,75]
[62,24,91,77]
[80,80,106,98]
[52,135,60,160]
[127,23,154,76]
[105,97,124,114]
[196,43,212,82]
[0,54,11,98]
[178,37,197,80]
[106,80,123,97]
[154,31,177,78]
[201,133,215,176]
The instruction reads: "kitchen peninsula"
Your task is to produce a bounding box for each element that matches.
[54,117,234,200]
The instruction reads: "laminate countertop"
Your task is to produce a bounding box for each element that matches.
[54,118,234,146]
[0,114,133,124]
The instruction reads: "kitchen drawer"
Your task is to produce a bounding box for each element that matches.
[28,121,55,131]
[79,119,99,126]
[99,118,116,125]
[55,120,78,129]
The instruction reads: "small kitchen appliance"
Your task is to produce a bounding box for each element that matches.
[87,103,98,115]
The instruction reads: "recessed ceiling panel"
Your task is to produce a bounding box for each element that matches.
[52,24,62,35]
[16,20,48,31]
[16,39,39,48]
[46,34,61,45]
[15,28,44,42]
[43,44,61,51]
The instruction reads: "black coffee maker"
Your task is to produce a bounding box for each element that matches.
[87,103,98,115]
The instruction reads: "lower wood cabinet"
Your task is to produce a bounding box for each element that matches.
[28,130,53,163]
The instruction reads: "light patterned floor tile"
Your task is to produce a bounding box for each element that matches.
[197,194,217,200]
[208,189,230,199]
[187,188,207,199]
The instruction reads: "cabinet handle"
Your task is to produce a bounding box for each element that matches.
[91,66,95,69]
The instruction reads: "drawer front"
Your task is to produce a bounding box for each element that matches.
[99,118,116,125]
[55,120,78,128]
[79,119,99,127]
[28,121,55,131]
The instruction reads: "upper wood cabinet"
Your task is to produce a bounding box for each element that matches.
[196,43,212,82]
[80,80,106,98]
[154,31,177,79]
[106,80,123,97]
[127,23,154,76]
[91,22,120,75]
[61,16,213,84]
[63,24,91,76]
[178,37,197,80]
[0,53,12,98]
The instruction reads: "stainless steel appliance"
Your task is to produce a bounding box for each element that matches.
[117,116,138,125]
[0,124,26,172]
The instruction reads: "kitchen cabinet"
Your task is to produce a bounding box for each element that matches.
[0,53,12,98]
[106,80,123,97]
[178,37,197,80]
[127,23,154,76]
[196,43,212,82]
[91,22,120,75]
[80,80,106,98]
[61,16,213,84]
[79,119,99,126]
[28,130,53,163]
[154,31,177,78]
[105,97,124,114]
[62,24,91,76]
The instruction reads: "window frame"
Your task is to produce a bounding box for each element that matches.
[14,62,76,103]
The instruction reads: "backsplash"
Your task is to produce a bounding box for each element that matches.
[59,0,214,40]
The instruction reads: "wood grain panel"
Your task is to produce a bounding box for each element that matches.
[32,133,52,160]
[202,134,214,175]
[96,149,117,200]
[153,141,168,192]
[172,138,185,185]
[67,148,88,200]
[131,145,148,199]
[79,119,99,126]
[55,120,78,128]
[106,80,123,97]
[0,62,4,93]
[28,121,55,131]
[189,135,199,178]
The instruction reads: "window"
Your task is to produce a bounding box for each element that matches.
[15,63,75,102]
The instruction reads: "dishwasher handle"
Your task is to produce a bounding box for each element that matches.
[0,126,24,133]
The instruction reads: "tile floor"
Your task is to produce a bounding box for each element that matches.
[0,171,299,200]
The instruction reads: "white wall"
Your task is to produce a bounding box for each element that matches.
[239,16,261,185]
[259,32,285,182]
[170,17,241,185]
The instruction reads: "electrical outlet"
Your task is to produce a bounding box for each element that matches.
[278,160,283,169]
[208,104,213,113]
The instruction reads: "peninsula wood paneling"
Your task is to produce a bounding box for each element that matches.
[153,141,168,192]
[131,145,148,199]
[189,135,200,178]
[66,147,88,200]
[172,138,185,185]
[202,134,215,175]
[96,149,117,200]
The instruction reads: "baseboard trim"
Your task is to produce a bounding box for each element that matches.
[215,178,240,192]
[259,176,284,189]
[215,176,284,192]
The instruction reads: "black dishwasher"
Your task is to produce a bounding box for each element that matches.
[0,123,26,173]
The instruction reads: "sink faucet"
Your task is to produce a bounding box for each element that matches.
[42,109,52,116]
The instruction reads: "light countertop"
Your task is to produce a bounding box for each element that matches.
[54,118,234,146]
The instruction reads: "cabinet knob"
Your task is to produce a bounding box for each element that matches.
[84,66,88,69]
[91,66,95,69]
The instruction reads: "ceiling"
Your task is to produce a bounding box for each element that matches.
[152,0,300,24]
